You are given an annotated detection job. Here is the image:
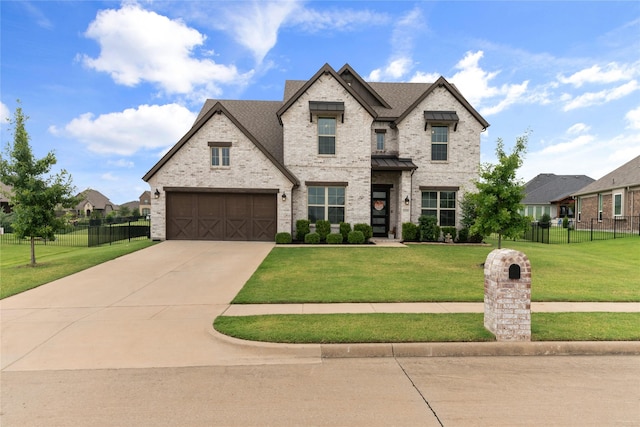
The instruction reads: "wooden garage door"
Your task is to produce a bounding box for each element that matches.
[166,192,277,241]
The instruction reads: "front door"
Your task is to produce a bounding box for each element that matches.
[371,186,390,237]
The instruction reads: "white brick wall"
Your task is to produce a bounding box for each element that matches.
[148,113,294,240]
[281,75,373,228]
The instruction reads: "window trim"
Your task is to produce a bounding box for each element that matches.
[420,189,457,227]
[318,116,337,155]
[211,146,230,167]
[307,185,346,224]
[613,193,623,217]
[430,125,449,162]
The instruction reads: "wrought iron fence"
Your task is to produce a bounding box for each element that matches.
[513,216,640,244]
[0,219,150,247]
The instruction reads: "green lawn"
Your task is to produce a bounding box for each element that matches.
[232,237,640,304]
[0,240,156,298]
[214,313,640,343]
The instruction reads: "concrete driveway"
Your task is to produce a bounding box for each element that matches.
[1,241,320,371]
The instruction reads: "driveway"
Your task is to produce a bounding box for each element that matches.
[1,241,320,371]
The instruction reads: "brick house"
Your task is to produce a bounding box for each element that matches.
[143,63,489,241]
[522,174,594,222]
[573,155,640,225]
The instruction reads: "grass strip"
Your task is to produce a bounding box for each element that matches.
[1,240,157,299]
[214,312,640,343]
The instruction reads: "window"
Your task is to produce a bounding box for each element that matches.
[421,190,456,226]
[431,126,448,161]
[577,197,582,222]
[211,147,230,166]
[308,186,345,223]
[375,130,385,151]
[614,193,622,216]
[318,117,336,155]
[598,194,603,221]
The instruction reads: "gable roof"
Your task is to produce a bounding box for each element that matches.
[76,189,116,211]
[277,63,378,123]
[523,174,595,204]
[573,155,640,196]
[143,100,299,185]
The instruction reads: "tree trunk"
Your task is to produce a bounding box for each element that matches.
[498,233,502,249]
[30,236,36,266]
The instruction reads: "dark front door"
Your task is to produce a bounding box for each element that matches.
[371,186,390,237]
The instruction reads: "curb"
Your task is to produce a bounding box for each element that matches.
[210,326,640,358]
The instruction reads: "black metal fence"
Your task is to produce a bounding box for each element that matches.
[0,219,150,247]
[516,216,640,244]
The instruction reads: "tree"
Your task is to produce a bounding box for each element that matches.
[0,102,78,265]
[118,205,131,218]
[470,132,529,249]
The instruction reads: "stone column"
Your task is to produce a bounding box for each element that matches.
[484,249,531,341]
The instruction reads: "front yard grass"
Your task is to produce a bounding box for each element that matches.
[214,312,640,343]
[0,240,157,299]
[232,237,640,304]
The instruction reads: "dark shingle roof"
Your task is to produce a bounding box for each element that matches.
[523,174,595,204]
[75,189,116,211]
[573,155,640,196]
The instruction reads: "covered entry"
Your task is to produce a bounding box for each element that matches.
[166,190,277,241]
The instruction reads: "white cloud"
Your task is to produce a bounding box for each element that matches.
[0,102,9,125]
[288,7,389,33]
[479,81,529,116]
[107,159,135,168]
[558,62,639,87]
[540,134,595,154]
[624,106,640,130]
[366,7,424,81]
[81,4,252,96]
[567,123,591,134]
[562,80,639,111]
[49,104,196,156]
[101,172,119,182]
[410,71,441,83]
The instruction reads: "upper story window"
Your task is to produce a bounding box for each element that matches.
[318,117,336,155]
[375,129,385,151]
[431,126,448,161]
[208,142,231,167]
[598,193,603,221]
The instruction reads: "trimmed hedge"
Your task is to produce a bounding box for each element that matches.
[441,226,457,241]
[339,222,351,241]
[418,215,440,242]
[402,222,418,241]
[315,220,331,242]
[304,232,320,244]
[326,233,344,244]
[347,230,365,244]
[353,223,373,242]
[296,219,310,242]
[275,232,292,244]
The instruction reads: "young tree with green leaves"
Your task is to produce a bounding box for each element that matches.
[0,102,78,265]
[470,132,530,249]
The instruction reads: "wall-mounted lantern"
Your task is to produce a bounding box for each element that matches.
[154,189,160,199]
[404,196,410,205]
[281,192,287,202]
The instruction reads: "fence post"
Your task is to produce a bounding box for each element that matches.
[567,224,570,244]
[613,217,617,239]
[590,218,593,241]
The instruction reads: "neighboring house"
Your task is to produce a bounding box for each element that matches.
[139,191,151,217]
[75,188,116,218]
[119,200,140,215]
[0,182,13,213]
[143,63,489,241]
[522,174,594,221]
[572,155,640,224]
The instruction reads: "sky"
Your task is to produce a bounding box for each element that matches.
[1,0,639,205]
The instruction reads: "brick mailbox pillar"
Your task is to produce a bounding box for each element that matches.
[484,249,531,341]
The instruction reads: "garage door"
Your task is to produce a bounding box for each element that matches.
[166,192,277,241]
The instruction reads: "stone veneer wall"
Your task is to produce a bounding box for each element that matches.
[484,249,531,342]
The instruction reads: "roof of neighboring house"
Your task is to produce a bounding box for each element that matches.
[523,174,595,204]
[0,182,13,203]
[75,189,116,211]
[120,200,139,211]
[143,63,490,182]
[573,155,640,196]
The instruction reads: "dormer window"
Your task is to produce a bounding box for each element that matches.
[375,129,386,151]
[318,117,336,155]
[424,111,458,162]
[208,141,231,167]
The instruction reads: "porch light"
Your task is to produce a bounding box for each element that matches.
[281,192,287,201]
[154,189,160,199]
[404,196,410,205]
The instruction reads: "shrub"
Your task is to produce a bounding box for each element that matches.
[296,219,310,241]
[562,216,569,229]
[458,227,469,243]
[315,219,331,242]
[347,230,365,244]
[339,222,351,241]
[304,232,320,244]
[441,226,457,241]
[353,223,373,242]
[418,215,440,242]
[275,232,292,244]
[326,233,343,244]
[402,222,418,241]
